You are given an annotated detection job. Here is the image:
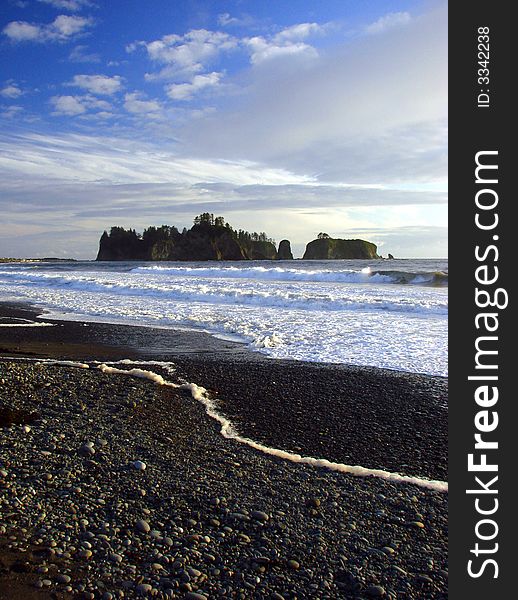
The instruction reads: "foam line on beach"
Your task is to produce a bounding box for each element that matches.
[0,356,90,369]
[0,322,55,328]
[97,362,448,493]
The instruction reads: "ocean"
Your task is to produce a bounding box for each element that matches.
[0,258,447,376]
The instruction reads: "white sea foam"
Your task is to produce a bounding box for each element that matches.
[0,322,55,327]
[0,354,447,491]
[97,361,448,492]
[0,260,448,375]
[130,264,447,286]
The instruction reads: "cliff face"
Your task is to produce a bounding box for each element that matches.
[277,240,294,260]
[303,238,379,260]
[246,240,277,260]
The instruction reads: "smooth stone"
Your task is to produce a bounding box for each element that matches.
[109,553,123,563]
[78,549,92,559]
[56,574,71,584]
[251,510,269,522]
[287,560,300,570]
[135,583,153,594]
[79,444,95,456]
[365,585,386,597]
[132,460,147,471]
[136,519,151,533]
[185,593,208,600]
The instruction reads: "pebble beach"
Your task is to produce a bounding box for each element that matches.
[0,303,448,599]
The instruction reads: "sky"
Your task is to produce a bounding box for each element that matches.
[0,0,447,259]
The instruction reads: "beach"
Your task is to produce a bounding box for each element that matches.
[1,302,447,599]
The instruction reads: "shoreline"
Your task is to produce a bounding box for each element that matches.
[1,300,447,598]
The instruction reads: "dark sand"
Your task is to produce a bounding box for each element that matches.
[0,301,448,599]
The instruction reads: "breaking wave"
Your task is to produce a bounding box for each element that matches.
[131,265,448,287]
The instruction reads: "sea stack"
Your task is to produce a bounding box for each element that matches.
[303,237,379,260]
[277,240,294,260]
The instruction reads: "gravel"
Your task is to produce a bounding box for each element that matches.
[0,360,447,598]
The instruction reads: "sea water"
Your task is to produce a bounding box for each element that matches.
[0,259,447,376]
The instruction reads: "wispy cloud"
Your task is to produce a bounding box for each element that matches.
[217,13,257,28]
[3,14,93,43]
[366,12,411,35]
[69,44,100,63]
[1,105,24,119]
[38,0,94,11]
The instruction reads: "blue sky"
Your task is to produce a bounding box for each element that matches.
[0,0,447,258]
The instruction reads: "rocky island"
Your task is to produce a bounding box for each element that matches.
[96,215,380,261]
[303,233,379,260]
[97,214,279,262]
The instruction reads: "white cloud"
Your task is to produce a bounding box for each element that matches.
[50,93,112,116]
[245,36,318,64]
[0,129,446,258]
[366,12,411,35]
[273,23,324,43]
[2,14,93,43]
[50,95,87,115]
[243,24,324,65]
[3,21,42,42]
[52,14,91,36]
[179,4,447,185]
[0,82,23,99]
[123,92,162,116]
[69,74,123,95]
[39,0,93,10]
[133,29,237,80]
[165,72,222,100]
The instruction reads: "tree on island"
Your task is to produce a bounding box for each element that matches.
[317,232,330,239]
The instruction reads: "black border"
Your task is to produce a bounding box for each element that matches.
[449,2,512,597]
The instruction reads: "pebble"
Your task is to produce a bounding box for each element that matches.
[136,519,151,533]
[0,360,447,600]
[79,444,95,456]
[250,510,269,522]
[132,460,147,471]
[365,584,386,597]
[109,553,123,563]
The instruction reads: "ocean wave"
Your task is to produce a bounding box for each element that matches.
[130,265,448,287]
[0,269,447,316]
